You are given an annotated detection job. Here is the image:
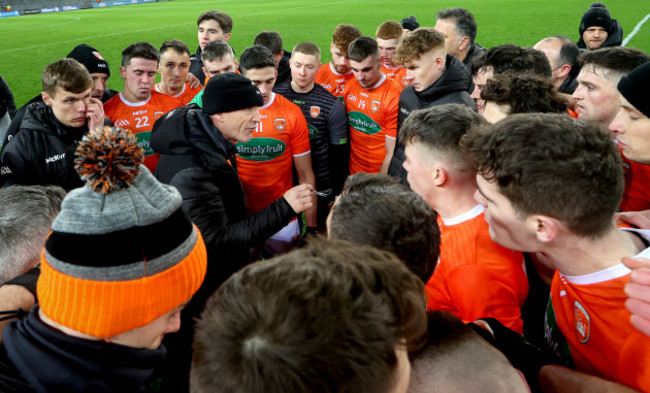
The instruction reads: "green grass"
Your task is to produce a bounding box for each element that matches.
[1,0,648,106]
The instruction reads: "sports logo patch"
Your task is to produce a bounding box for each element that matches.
[574,300,590,344]
[310,106,321,118]
[154,111,165,120]
[274,118,286,132]
[371,100,381,113]
[92,51,105,61]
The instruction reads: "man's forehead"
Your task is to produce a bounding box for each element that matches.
[579,64,614,83]
[53,86,91,98]
[377,38,399,48]
[161,49,189,61]
[127,58,158,70]
[292,52,319,65]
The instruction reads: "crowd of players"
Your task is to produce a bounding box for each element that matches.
[0,1,650,392]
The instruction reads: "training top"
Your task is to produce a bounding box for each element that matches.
[545,231,650,391]
[426,205,528,334]
[103,91,181,173]
[380,64,410,89]
[154,82,202,106]
[236,93,311,216]
[273,81,348,192]
[343,74,400,174]
[315,62,355,98]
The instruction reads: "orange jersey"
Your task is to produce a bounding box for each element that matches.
[426,205,528,333]
[236,93,311,215]
[104,91,181,173]
[344,75,400,174]
[154,82,202,106]
[315,62,355,98]
[620,148,650,212]
[546,242,650,391]
[380,65,410,89]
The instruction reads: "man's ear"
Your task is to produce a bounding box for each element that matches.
[41,91,53,106]
[432,165,448,187]
[556,64,572,79]
[459,36,470,52]
[119,66,127,80]
[529,215,559,243]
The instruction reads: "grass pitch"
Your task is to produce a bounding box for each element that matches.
[1,0,648,106]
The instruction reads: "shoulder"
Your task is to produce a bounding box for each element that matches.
[0,345,33,392]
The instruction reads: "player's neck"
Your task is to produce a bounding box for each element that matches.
[157,82,183,96]
[429,185,478,219]
[455,50,468,62]
[542,227,642,276]
[121,89,151,104]
[291,80,314,94]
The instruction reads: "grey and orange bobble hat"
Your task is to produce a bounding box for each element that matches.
[38,126,207,338]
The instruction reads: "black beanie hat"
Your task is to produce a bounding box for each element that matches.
[617,62,650,118]
[579,2,613,35]
[202,73,263,115]
[66,44,110,76]
[401,15,419,31]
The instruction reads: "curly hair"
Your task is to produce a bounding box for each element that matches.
[461,113,623,238]
[393,27,445,65]
[480,73,568,114]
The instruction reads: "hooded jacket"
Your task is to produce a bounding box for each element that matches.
[0,307,165,393]
[577,19,623,49]
[387,55,476,185]
[0,102,110,191]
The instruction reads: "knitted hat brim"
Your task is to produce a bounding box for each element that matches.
[38,225,207,338]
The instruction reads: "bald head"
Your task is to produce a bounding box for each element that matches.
[534,36,579,90]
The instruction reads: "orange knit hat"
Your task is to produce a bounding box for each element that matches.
[38,126,207,338]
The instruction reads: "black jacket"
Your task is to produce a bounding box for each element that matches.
[577,19,623,49]
[189,46,205,86]
[150,105,297,392]
[388,55,476,185]
[0,307,165,393]
[0,102,110,191]
[152,105,296,295]
[2,89,117,149]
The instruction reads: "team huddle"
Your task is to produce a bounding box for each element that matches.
[1,2,650,392]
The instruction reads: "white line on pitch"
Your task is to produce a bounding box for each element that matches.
[622,14,650,47]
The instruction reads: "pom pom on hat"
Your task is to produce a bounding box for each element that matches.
[74,126,144,194]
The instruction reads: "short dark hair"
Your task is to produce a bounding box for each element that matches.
[0,185,66,283]
[461,113,623,238]
[201,40,235,63]
[554,35,580,69]
[121,42,158,67]
[330,173,440,283]
[480,73,568,114]
[42,58,93,96]
[196,10,233,33]
[409,312,528,393]
[239,45,275,73]
[437,7,478,44]
[254,30,283,55]
[159,39,190,57]
[191,237,427,393]
[400,104,487,173]
[472,44,552,79]
[578,47,650,82]
[347,36,379,62]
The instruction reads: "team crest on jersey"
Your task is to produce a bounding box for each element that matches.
[310,106,321,118]
[274,118,286,132]
[574,300,590,343]
[154,111,165,120]
[371,100,381,113]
